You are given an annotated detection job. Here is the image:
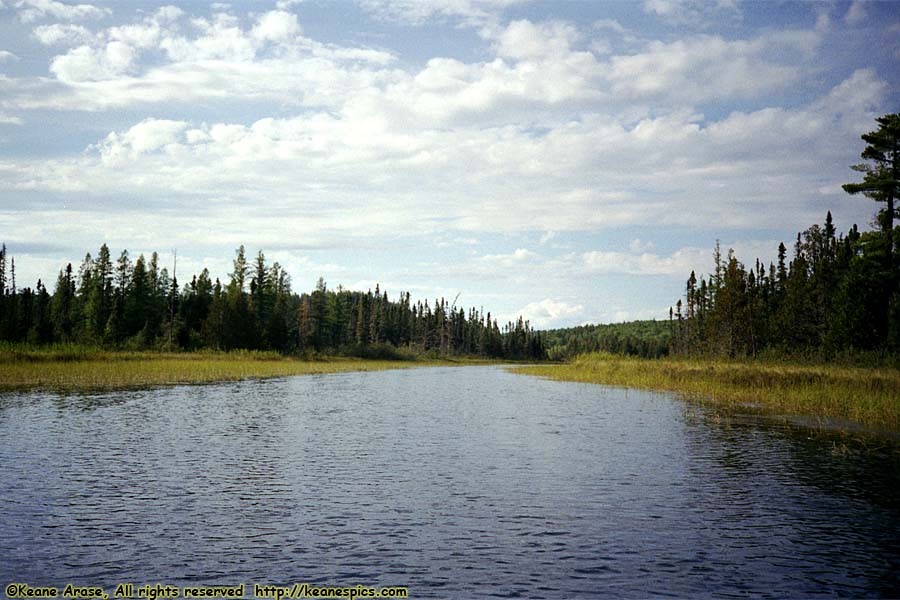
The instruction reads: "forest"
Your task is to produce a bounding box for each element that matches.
[542,320,670,360]
[0,244,547,360]
[668,113,900,361]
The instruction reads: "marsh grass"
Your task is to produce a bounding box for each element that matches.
[0,344,472,392]
[515,352,900,431]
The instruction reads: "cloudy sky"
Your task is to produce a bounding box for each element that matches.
[0,0,898,328]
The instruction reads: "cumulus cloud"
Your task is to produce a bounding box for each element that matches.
[0,6,891,317]
[33,23,95,45]
[494,19,582,60]
[16,0,110,23]
[515,298,584,328]
[1,65,885,241]
[1,13,821,119]
[96,118,188,164]
[251,10,301,44]
[5,6,396,110]
[49,41,137,82]
[606,33,811,102]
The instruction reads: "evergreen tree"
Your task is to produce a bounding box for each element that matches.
[50,264,76,341]
[843,113,900,262]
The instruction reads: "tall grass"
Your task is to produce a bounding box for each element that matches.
[0,345,463,392]
[515,352,900,430]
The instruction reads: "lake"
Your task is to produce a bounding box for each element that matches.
[1,365,898,598]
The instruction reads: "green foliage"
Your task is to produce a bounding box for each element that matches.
[0,244,546,362]
[667,215,900,360]
[543,320,670,360]
[665,113,900,361]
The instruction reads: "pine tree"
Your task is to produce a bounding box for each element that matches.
[843,113,900,262]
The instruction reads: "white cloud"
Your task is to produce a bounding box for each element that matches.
[0,3,892,329]
[845,0,867,25]
[813,67,886,131]
[1,14,820,120]
[7,7,396,110]
[582,239,782,279]
[358,0,524,26]
[49,42,137,82]
[16,0,109,23]
[494,19,581,61]
[154,6,183,23]
[251,10,301,44]
[515,298,584,328]
[642,0,741,26]
[606,34,809,102]
[582,248,707,276]
[0,4,887,269]
[2,66,883,241]
[476,248,538,267]
[539,231,556,245]
[643,0,680,17]
[33,23,95,46]
[0,50,18,61]
[96,118,188,164]
[592,19,628,36]
[628,238,655,252]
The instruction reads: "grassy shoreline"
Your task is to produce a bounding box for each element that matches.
[514,352,900,431]
[0,346,487,392]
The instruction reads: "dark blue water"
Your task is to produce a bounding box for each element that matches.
[1,366,899,598]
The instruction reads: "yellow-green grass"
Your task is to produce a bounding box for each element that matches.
[0,348,470,392]
[514,352,900,431]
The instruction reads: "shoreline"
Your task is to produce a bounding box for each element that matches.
[0,349,497,393]
[512,352,900,434]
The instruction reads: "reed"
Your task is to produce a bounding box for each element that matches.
[514,352,900,430]
[0,346,464,392]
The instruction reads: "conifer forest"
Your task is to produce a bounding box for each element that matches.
[0,243,547,360]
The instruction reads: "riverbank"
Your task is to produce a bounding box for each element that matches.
[514,352,900,431]
[0,346,481,392]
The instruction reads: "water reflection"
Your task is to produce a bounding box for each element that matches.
[0,366,898,598]
[680,402,900,595]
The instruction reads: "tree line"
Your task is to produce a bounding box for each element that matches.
[669,113,900,359]
[0,244,547,360]
[542,320,670,360]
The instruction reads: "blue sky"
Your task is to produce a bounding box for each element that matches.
[0,0,898,328]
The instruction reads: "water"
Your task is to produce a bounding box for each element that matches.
[1,366,899,598]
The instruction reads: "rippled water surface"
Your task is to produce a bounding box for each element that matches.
[2,366,899,598]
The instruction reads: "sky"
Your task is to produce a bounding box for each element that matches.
[0,0,898,329]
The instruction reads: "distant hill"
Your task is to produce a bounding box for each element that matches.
[541,320,670,360]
